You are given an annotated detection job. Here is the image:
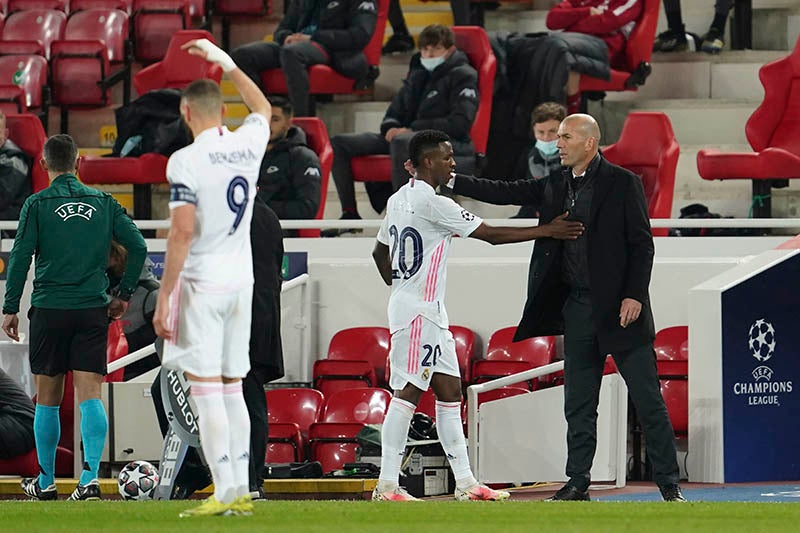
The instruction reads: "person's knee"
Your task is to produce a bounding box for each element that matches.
[279,44,306,66]
[395,383,423,405]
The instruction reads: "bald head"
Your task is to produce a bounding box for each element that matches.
[556,113,602,173]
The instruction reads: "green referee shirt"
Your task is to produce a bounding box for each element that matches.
[2,173,147,314]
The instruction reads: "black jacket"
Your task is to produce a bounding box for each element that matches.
[0,139,32,221]
[257,126,321,221]
[486,31,609,177]
[250,198,285,384]
[0,368,34,459]
[454,155,656,354]
[274,0,378,80]
[380,50,478,155]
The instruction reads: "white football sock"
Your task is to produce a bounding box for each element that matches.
[223,381,252,498]
[435,400,477,489]
[377,397,415,492]
[190,381,236,503]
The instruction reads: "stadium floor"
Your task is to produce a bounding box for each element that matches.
[2,477,799,502]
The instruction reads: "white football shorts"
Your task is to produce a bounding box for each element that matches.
[162,278,253,379]
[389,316,460,391]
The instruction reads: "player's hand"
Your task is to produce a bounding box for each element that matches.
[2,313,19,342]
[619,298,642,328]
[181,38,236,72]
[589,6,606,15]
[153,292,173,341]
[541,212,583,239]
[108,298,129,320]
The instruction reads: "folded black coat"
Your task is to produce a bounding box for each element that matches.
[111,89,191,158]
[485,31,610,178]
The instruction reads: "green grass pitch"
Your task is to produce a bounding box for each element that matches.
[1,500,799,532]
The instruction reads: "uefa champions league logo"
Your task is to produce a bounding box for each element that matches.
[748,319,776,363]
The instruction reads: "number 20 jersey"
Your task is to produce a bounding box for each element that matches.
[166,113,270,293]
[377,179,482,333]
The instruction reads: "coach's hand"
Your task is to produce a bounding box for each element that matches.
[619,298,642,328]
[153,292,173,341]
[108,298,129,320]
[2,313,19,342]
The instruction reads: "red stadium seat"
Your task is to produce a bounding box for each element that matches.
[131,0,190,63]
[291,117,332,238]
[660,379,688,437]
[7,0,67,13]
[266,387,324,437]
[312,359,377,399]
[78,152,168,219]
[415,388,437,418]
[697,35,800,219]
[104,320,128,383]
[654,326,688,362]
[327,327,391,387]
[349,25,496,183]
[267,422,304,462]
[319,387,391,424]
[261,0,389,107]
[50,8,132,133]
[308,422,365,473]
[210,0,269,51]
[579,0,658,93]
[6,113,48,192]
[449,325,477,385]
[0,55,48,119]
[472,327,556,389]
[133,29,223,96]
[71,0,132,12]
[1,9,67,59]
[602,112,679,237]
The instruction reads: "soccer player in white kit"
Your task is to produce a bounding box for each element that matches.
[152,39,271,517]
[371,130,584,501]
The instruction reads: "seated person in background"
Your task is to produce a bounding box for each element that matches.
[0,368,35,461]
[512,102,567,219]
[327,24,478,234]
[231,0,378,116]
[546,0,643,113]
[653,0,734,54]
[0,110,32,237]
[107,240,160,381]
[257,96,322,237]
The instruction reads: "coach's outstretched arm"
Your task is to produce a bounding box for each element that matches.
[182,39,271,119]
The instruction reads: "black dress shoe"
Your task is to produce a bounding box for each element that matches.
[659,483,687,502]
[544,484,590,501]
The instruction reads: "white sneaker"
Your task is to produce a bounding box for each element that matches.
[455,483,510,501]
[372,486,421,501]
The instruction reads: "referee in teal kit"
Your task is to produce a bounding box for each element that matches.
[1,134,146,501]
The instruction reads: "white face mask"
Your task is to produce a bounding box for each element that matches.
[420,55,446,72]
[535,138,559,157]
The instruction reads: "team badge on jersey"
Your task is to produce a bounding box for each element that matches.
[421,368,430,380]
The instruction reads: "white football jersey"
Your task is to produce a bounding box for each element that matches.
[377,179,482,332]
[167,113,269,293]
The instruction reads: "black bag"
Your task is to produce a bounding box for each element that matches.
[669,203,756,237]
[264,461,323,479]
[111,89,192,158]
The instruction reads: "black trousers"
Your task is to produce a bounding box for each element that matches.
[330,131,414,214]
[150,370,268,493]
[562,289,679,490]
[230,40,329,116]
[0,415,35,460]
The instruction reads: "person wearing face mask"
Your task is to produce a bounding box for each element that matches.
[256,96,322,237]
[325,24,478,236]
[512,102,567,219]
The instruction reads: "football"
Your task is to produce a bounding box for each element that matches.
[118,460,160,501]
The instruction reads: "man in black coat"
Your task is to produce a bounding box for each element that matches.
[327,24,478,233]
[0,368,35,460]
[257,96,321,236]
[231,0,378,116]
[151,197,285,499]
[451,114,684,502]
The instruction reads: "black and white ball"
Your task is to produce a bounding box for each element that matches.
[118,460,160,500]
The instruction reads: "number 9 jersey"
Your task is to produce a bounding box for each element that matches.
[377,179,482,333]
[166,113,270,293]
